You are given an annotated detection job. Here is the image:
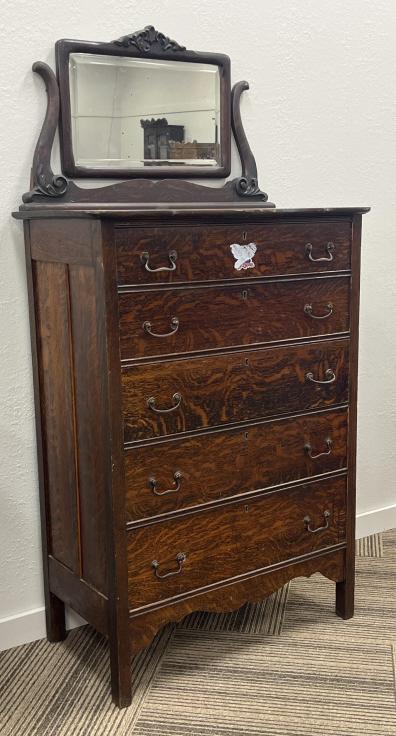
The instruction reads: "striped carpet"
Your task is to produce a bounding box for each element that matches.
[1,531,395,735]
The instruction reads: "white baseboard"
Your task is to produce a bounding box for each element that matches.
[1,504,395,651]
[356,502,396,539]
[0,606,86,652]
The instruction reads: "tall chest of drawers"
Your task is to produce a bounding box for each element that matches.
[21,206,367,706]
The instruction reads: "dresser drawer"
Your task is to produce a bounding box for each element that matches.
[127,475,346,609]
[115,220,351,286]
[122,338,349,441]
[125,408,348,521]
[119,276,350,360]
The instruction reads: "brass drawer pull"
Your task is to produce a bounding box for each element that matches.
[147,392,182,413]
[140,249,178,272]
[305,242,335,262]
[304,302,333,320]
[152,552,187,579]
[149,471,183,496]
[306,368,336,385]
[304,510,331,533]
[143,316,179,338]
[305,438,333,459]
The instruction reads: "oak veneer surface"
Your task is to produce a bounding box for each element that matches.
[119,276,350,360]
[32,229,109,592]
[34,260,80,573]
[127,548,346,657]
[124,408,348,521]
[115,219,351,285]
[122,338,349,441]
[127,475,347,609]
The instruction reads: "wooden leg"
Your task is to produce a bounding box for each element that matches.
[335,579,354,619]
[109,636,132,708]
[45,591,67,642]
[335,559,355,620]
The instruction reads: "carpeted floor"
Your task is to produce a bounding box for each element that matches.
[1,530,395,735]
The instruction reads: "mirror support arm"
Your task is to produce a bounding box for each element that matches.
[231,80,272,203]
[22,62,69,203]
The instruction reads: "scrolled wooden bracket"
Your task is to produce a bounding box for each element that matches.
[231,80,274,205]
[22,62,68,203]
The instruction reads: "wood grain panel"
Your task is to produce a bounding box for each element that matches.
[122,339,349,441]
[48,556,108,636]
[118,276,350,360]
[124,409,348,521]
[34,261,79,572]
[116,220,351,285]
[25,223,66,642]
[128,549,345,653]
[127,475,347,609]
[30,219,94,265]
[69,264,108,592]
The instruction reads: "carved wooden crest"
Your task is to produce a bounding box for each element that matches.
[113,25,185,53]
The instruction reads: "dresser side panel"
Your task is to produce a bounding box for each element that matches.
[29,218,111,596]
[33,257,80,573]
[30,218,94,265]
[68,260,109,592]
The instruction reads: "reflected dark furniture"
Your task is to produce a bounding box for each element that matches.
[13,25,369,710]
[140,118,184,160]
[169,140,219,160]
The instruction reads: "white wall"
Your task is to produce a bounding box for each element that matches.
[1,0,396,647]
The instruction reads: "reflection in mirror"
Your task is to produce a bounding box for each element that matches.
[69,53,221,169]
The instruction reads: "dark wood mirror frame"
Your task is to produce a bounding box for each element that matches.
[21,26,274,209]
[56,30,232,179]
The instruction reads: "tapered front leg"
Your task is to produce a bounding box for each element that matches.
[335,549,355,620]
[109,635,132,708]
[335,578,354,619]
[46,591,66,642]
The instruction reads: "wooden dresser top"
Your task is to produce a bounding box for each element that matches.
[14,205,370,221]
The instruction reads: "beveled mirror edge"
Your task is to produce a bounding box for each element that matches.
[55,31,232,179]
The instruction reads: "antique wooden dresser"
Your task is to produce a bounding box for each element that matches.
[14,27,368,707]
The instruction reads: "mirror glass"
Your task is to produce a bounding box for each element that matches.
[69,53,221,169]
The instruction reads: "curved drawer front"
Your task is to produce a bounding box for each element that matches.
[125,408,348,521]
[119,276,350,360]
[122,339,349,442]
[127,475,347,610]
[116,220,351,286]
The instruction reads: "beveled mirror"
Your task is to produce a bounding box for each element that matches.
[56,29,231,178]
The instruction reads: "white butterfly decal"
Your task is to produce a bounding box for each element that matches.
[230,242,257,271]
